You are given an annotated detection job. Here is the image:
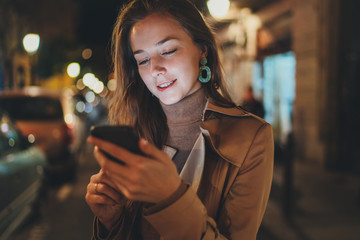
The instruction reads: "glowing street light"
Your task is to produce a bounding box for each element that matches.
[23,33,40,85]
[23,33,40,54]
[67,62,81,78]
[207,0,230,19]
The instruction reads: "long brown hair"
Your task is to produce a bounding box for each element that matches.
[109,0,234,148]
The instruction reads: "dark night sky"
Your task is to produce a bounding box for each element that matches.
[74,0,127,80]
[77,0,125,46]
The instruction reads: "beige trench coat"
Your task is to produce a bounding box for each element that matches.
[93,101,274,240]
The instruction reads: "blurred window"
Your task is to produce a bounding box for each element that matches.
[253,51,296,144]
[0,97,63,120]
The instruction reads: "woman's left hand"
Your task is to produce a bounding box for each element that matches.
[88,136,181,203]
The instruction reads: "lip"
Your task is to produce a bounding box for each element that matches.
[157,79,177,92]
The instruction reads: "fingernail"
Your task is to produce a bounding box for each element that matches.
[140,138,148,145]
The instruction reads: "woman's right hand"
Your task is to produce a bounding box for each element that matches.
[85,169,125,230]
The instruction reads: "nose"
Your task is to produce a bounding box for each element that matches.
[150,57,166,77]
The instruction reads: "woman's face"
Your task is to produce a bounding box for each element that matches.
[130,13,205,105]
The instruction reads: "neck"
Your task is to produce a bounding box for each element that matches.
[160,87,207,125]
[160,87,207,173]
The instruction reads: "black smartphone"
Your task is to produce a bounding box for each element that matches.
[90,125,143,164]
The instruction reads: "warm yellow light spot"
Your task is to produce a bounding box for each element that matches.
[107,79,117,91]
[82,48,93,60]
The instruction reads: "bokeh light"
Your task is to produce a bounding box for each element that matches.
[107,79,117,91]
[67,62,81,78]
[82,48,92,60]
[85,91,95,103]
[23,33,40,53]
[207,0,230,19]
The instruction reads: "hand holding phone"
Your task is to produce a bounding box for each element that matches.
[90,125,143,164]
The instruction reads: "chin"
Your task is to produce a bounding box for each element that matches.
[159,97,181,105]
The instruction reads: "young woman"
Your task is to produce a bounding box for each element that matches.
[85,0,274,239]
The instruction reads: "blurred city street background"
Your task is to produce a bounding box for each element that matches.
[1,0,360,239]
[7,127,360,240]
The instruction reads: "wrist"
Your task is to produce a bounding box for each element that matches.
[144,180,189,215]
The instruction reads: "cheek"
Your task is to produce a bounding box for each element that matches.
[139,72,156,92]
[185,63,201,83]
[138,69,150,85]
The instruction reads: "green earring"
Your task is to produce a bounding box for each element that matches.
[198,57,211,83]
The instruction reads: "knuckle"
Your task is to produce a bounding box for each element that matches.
[90,175,96,182]
[122,189,131,199]
[126,190,136,200]
[97,183,104,192]
[137,161,147,171]
[85,193,90,202]
[132,160,147,175]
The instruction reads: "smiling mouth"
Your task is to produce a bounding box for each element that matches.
[157,79,176,91]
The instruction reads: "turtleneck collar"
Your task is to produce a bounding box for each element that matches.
[160,87,207,125]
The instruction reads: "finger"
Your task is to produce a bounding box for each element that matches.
[88,171,125,203]
[93,147,150,189]
[85,192,117,205]
[87,181,102,195]
[106,169,151,201]
[95,182,124,203]
[138,138,170,163]
[93,147,137,180]
[93,146,108,166]
[107,175,132,199]
[89,171,107,189]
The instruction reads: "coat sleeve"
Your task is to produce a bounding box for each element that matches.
[144,123,274,239]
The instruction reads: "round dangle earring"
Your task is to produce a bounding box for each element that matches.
[198,57,211,83]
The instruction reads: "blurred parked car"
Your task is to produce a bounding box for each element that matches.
[0,87,85,181]
[0,110,46,240]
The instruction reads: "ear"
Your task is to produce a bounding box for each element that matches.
[200,45,208,58]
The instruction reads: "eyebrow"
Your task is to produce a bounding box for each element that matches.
[133,36,179,55]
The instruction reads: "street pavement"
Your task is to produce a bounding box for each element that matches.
[258,161,360,240]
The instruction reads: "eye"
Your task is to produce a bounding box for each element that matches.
[162,49,177,55]
[138,58,150,66]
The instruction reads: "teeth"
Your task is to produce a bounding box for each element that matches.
[159,81,173,88]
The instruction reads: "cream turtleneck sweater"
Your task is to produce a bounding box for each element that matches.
[160,87,207,173]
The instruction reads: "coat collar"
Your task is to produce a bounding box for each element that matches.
[200,101,255,167]
[202,101,250,121]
